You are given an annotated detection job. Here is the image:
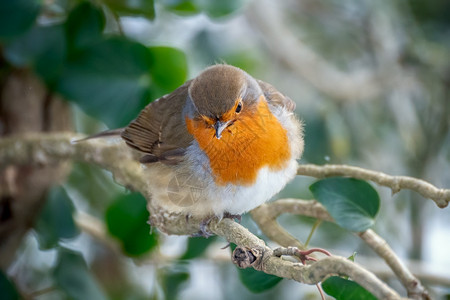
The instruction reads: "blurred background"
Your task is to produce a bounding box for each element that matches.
[0,0,449,299]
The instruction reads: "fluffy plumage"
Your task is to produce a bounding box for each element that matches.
[121,64,304,218]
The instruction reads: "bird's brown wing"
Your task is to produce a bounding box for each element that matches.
[257,80,296,112]
[121,81,194,164]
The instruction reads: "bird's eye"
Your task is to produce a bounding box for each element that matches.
[235,101,243,113]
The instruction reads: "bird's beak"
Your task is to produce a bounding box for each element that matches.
[214,120,229,139]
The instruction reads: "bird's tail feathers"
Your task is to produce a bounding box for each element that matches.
[73,128,124,143]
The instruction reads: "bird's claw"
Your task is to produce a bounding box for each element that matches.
[190,215,215,238]
[223,212,242,223]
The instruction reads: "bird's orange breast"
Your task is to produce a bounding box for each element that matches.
[186,97,291,186]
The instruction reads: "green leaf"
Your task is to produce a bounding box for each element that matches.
[196,0,243,18]
[103,0,155,19]
[161,0,200,15]
[148,46,188,94]
[348,252,357,262]
[105,193,158,256]
[162,264,190,300]
[309,177,380,232]
[56,37,152,128]
[3,24,67,85]
[322,276,377,300]
[34,186,80,250]
[0,271,19,300]
[0,0,41,41]
[56,39,188,128]
[237,267,283,293]
[65,1,105,53]
[54,247,107,300]
[161,0,243,17]
[181,236,217,260]
[230,244,282,293]
[66,162,122,210]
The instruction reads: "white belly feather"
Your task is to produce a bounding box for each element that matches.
[144,105,303,218]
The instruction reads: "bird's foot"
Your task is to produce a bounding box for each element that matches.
[190,215,215,238]
[223,212,242,223]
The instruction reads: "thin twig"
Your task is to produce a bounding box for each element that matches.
[305,220,322,248]
[252,198,430,299]
[74,211,119,251]
[245,0,383,102]
[212,219,403,300]
[359,230,430,300]
[27,286,57,298]
[297,164,450,208]
[0,133,426,299]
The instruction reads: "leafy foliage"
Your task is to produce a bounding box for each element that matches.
[3,24,67,85]
[0,271,19,300]
[3,0,444,298]
[56,37,153,128]
[161,264,190,300]
[65,1,106,53]
[310,177,380,232]
[34,186,80,250]
[103,0,155,19]
[322,276,377,300]
[1,0,188,129]
[181,236,218,260]
[237,267,283,293]
[148,46,188,93]
[161,0,244,18]
[105,193,158,256]
[54,247,108,300]
[0,0,41,41]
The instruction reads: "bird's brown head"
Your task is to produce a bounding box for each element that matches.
[185,64,292,186]
[187,64,261,139]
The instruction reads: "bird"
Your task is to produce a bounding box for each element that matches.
[89,64,303,234]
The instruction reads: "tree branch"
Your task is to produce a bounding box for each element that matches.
[297,164,450,208]
[359,230,429,299]
[1,132,439,299]
[74,210,450,288]
[211,219,403,300]
[252,199,430,299]
[245,0,383,102]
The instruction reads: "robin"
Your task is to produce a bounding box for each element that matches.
[89,65,303,233]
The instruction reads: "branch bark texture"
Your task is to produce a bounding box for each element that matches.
[1,132,447,299]
[298,164,450,208]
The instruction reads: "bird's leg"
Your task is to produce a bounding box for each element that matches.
[223,212,242,223]
[190,213,241,238]
[190,215,215,238]
[218,212,242,249]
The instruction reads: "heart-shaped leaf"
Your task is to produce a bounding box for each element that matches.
[310,177,380,232]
